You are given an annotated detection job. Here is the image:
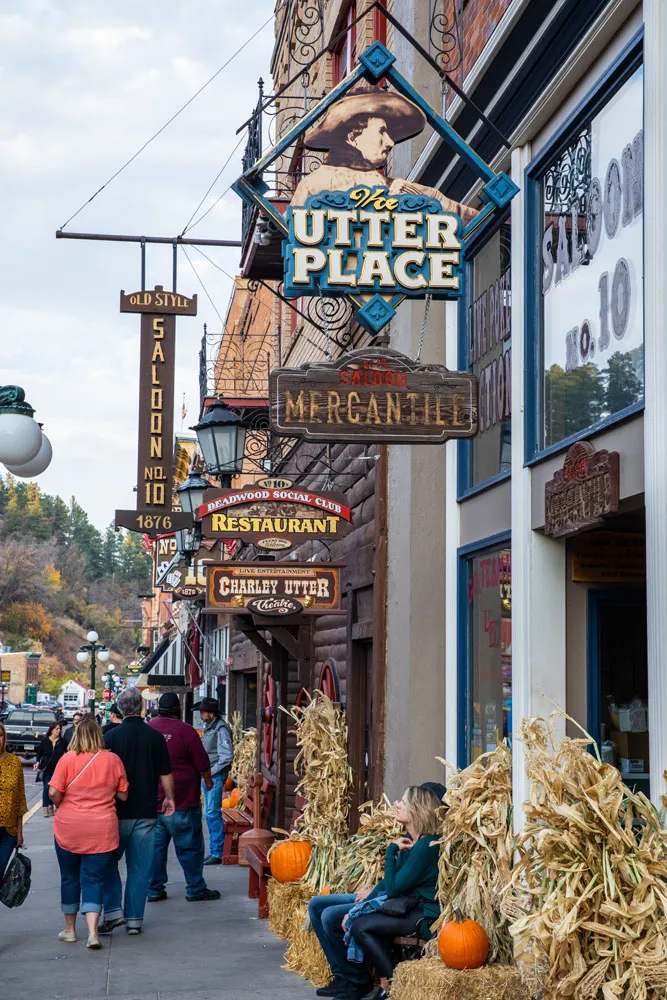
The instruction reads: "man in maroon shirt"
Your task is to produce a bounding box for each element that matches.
[146,693,221,902]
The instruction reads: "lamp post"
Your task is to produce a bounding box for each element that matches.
[190,402,248,488]
[0,385,52,476]
[76,631,110,718]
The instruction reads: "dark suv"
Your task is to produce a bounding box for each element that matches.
[4,708,56,759]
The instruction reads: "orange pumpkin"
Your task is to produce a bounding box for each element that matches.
[321,885,331,895]
[438,912,489,970]
[222,797,232,808]
[229,787,241,807]
[269,839,312,883]
[224,775,234,791]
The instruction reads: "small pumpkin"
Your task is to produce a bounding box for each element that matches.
[269,839,312,883]
[438,911,489,970]
[321,885,331,895]
[229,787,241,807]
[224,774,234,791]
[222,796,232,808]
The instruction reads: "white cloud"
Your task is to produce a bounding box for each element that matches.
[0,0,274,528]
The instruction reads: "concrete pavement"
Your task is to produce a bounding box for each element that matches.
[2,766,315,1000]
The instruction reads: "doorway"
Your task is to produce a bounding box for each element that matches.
[587,588,648,796]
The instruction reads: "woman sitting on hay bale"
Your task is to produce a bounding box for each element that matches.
[309,785,442,1000]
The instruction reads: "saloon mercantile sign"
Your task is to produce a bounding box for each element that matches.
[196,487,352,544]
[544,441,620,538]
[270,347,477,443]
[205,563,343,614]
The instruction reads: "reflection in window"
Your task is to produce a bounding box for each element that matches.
[463,546,512,763]
[539,67,644,450]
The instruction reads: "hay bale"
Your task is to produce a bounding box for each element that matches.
[282,901,332,987]
[390,957,530,1000]
[267,879,313,940]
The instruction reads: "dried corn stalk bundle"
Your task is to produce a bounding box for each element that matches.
[391,956,530,1000]
[432,743,514,965]
[231,721,257,808]
[330,795,402,894]
[267,879,313,939]
[505,715,667,1000]
[283,901,332,986]
[285,692,352,892]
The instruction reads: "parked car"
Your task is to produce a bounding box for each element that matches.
[3,708,57,759]
[0,701,18,722]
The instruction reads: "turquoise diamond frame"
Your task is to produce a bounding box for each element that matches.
[233,41,519,336]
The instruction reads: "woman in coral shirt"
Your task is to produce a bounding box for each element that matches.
[49,715,128,950]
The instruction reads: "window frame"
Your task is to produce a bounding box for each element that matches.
[457,530,512,768]
[524,32,645,466]
[457,210,512,500]
[331,4,357,86]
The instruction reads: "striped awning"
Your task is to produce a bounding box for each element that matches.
[146,634,185,686]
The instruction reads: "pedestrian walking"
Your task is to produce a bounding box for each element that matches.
[193,698,233,866]
[0,722,27,878]
[146,693,220,903]
[100,687,175,936]
[63,710,83,746]
[101,704,122,735]
[48,715,128,950]
[35,721,67,816]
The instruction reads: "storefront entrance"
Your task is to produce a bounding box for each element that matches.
[587,587,648,796]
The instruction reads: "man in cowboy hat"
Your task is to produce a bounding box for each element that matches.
[291,84,476,224]
[193,697,233,865]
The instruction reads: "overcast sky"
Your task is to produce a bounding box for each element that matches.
[0,0,274,528]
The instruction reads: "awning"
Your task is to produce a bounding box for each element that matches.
[141,637,170,674]
[146,633,186,686]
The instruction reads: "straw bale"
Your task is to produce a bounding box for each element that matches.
[282,900,332,986]
[390,957,529,1000]
[267,879,313,939]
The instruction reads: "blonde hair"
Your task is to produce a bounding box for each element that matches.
[402,785,442,837]
[69,715,105,754]
[0,722,6,752]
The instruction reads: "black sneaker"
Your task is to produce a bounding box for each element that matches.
[203,855,222,866]
[333,984,372,1000]
[316,977,348,996]
[98,917,125,934]
[147,890,168,902]
[186,888,221,902]
[360,988,388,1000]
[126,927,142,936]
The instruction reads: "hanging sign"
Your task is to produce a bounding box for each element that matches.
[205,563,343,614]
[233,42,518,335]
[269,346,477,443]
[544,441,620,538]
[115,285,197,538]
[196,487,352,543]
[172,585,206,601]
[246,596,303,617]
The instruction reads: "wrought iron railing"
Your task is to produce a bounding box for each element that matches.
[241,78,264,252]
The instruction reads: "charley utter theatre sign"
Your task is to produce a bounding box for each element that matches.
[270,347,477,443]
[233,41,518,335]
[205,563,343,615]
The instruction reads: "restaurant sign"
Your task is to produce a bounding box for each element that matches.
[544,441,620,538]
[270,347,477,443]
[196,487,352,544]
[205,563,343,615]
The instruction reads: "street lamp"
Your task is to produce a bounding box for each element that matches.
[76,630,110,718]
[190,401,248,488]
[0,385,51,472]
[176,470,213,514]
[102,665,122,706]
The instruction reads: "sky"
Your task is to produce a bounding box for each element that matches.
[0,0,274,528]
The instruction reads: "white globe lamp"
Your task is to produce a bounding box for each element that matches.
[98,649,110,663]
[0,385,43,466]
[5,432,52,478]
[76,651,89,664]
[87,630,99,643]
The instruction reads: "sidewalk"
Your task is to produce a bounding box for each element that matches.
[3,784,316,1000]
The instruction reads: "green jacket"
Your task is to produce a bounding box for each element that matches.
[370,835,440,920]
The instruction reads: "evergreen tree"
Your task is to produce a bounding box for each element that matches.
[24,482,51,539]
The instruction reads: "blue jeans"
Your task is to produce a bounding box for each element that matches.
[54,840,114,914]
[42,774,51,808]
[202,773,226,858]
[102,818,157,929]
[0,827,17,878]
[149,807,207,898]
[308,893,369,985]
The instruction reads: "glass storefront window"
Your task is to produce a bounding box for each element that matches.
[464,220,512,489]
[538,65,644,452]
[463,544,512,763]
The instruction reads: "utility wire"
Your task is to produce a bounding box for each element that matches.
[59,12,273,231]
[180,130,247,236]
[180,245,227,329]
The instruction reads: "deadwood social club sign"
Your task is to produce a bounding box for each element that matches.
[270,347,477,443]
[196,487,353,545]
[205,563,343,615]
[115,286,197,538]
[544,441,620,538]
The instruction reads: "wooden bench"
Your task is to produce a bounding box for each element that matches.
[221,777,274,865]
[246,843,272,918]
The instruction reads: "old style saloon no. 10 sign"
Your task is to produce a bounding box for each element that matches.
[196,486,352,544]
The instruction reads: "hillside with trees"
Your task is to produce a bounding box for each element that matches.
[0,475,152,694]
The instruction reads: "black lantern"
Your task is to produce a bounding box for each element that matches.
[176,470,213,515]
[175,523,201,560]
[190,401,248,487]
